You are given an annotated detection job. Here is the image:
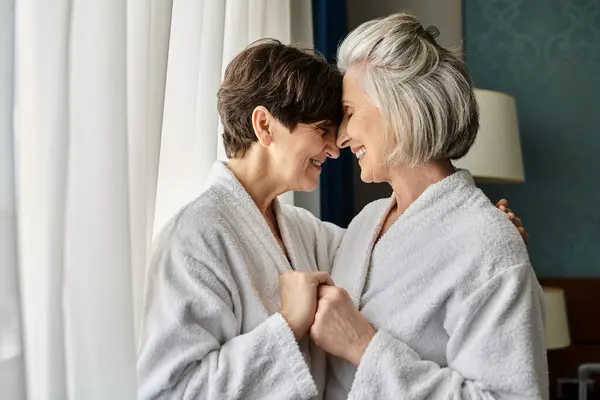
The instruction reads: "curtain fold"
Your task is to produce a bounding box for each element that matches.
[0,0,26,398]
[153,0,226,237]
[64,1,137,398]
[15,0,71,397]
[126,0,173,341]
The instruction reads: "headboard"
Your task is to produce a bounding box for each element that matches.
[539,278,600,399]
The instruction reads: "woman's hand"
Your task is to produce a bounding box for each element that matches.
[496,199,529,243]
[279,271,333,340]
[309,285,375,367]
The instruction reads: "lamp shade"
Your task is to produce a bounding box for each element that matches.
[454,89,525,182]
[543,287,571,350]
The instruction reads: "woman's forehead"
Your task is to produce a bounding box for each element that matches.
[342,70,365,101]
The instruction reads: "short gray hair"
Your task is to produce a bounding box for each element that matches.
[337,13,479,166]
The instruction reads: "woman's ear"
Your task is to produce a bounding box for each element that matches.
[251,106,274,148]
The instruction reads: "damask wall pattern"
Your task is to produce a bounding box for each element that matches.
[464,0,600,276]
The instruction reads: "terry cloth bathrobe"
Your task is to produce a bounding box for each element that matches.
[137,161,344,400]
[326,170,548,400]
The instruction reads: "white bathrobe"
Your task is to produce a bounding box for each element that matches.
[326,170,548,400]
[137,161,344,400]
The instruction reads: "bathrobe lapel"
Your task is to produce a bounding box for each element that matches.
[333,198,397,307]
[207,162,307,275]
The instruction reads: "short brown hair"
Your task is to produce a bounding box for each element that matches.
[218,39,342,158]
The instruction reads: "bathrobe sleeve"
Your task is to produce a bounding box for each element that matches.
[137,224,317,400]
[348,264,548,400]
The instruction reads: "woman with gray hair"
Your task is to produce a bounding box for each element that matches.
[308,13,548,399]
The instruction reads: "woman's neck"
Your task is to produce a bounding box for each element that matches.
[227,154,286,216]
[387,159,455,215]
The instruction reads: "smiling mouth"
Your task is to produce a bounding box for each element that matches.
[311,159,323,167]
[355,147,366,160]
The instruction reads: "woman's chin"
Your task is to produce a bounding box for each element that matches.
[293,175,320,193]
[301,179,319,192]
[360,168,374,184]
[359,163,388,184]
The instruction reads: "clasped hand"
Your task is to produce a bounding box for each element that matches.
[279,271,375,367]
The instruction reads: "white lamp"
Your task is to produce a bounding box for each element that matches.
[454,89,525,183]
[542,287,571,350]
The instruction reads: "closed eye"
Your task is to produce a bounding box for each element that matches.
[343,106,353,121]
[312,123,330,135]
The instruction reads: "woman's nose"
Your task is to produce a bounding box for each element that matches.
[325,131,340,159]
[336,123,350,149]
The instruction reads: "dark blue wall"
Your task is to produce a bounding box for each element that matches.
[313,0,355,228]
[464,0,600,276]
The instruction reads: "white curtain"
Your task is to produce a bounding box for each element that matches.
[0,0,314,399]
[1,0,27,398]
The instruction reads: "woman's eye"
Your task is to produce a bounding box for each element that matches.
[314,125,328,134]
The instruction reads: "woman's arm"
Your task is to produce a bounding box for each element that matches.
[137,236,319,400]
[311,264,548,399]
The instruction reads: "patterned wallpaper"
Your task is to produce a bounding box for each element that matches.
[464,0,600,276]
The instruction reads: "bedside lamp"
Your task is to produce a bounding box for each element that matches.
[542,287,570,350]
[454,89,525,183]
